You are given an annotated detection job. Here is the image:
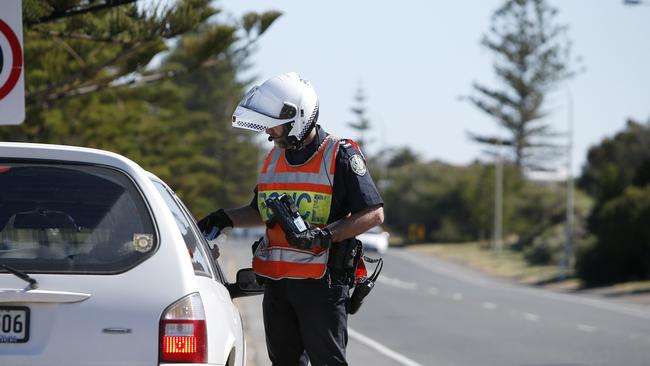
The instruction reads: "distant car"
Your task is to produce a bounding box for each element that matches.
[0,142,261,366]
[358,226,390,254]
[231,226,266,239]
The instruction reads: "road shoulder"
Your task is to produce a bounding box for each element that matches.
[405,243,650,307]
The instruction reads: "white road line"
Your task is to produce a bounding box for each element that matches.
[577,324,597,332]
[451,293,463,301]
[378,275,418,290]
[428,287,440,295]
[348,327,424,366]
[482,302,497,310]
[523,312,540,322]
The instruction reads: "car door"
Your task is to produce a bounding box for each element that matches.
[150,178,245,366]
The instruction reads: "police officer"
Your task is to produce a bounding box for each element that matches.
[198,72,384,366]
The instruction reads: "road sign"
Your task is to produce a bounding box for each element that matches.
[0,0,24,125]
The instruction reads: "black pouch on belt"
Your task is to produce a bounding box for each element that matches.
[328,238,362,286]
[348,257,383,314]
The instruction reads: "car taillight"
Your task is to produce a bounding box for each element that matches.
[159,293,207,363]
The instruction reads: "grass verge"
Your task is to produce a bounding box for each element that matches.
[408,242,578,289]
[407,242,650,303]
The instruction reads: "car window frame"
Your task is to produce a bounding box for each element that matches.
[149,178,226,284]
[176,198,228,284]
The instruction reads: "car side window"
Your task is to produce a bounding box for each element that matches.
[151,181,213,278]
[171,192,227,284]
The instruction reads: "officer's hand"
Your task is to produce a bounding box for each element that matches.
[287,227,332,250]
[197,208,233,234]
[209,243,220,260]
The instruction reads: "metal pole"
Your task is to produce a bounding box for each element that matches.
[494,142,503,252]
[562,87,574,279]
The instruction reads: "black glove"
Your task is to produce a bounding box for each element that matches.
[209,242,220,260]
[286,227,332,250]
[197,208,233,234]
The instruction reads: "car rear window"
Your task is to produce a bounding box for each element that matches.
[0,162,157,274]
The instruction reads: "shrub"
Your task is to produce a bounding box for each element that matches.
[576,184,650,285]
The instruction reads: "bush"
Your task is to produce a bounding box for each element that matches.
[576,184,650,285]
[524,224,565,265]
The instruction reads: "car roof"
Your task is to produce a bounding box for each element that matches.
[0,142,150,178]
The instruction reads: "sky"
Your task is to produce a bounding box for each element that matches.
[214,0,650,176]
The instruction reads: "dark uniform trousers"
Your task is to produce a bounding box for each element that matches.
[262,276,349,366]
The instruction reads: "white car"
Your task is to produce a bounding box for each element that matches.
[0,142,261,366]
[358,226,390,254]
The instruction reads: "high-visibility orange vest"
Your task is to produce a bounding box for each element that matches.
[253,135,339,280]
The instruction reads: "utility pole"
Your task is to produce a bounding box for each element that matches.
[493,141,504,252]
[561,87,575,279]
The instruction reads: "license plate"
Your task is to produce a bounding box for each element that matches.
[0,306,30,343]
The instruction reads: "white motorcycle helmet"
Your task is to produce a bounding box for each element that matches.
[232,72,319,149]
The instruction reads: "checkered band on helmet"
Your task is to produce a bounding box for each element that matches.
[297,100,319,141]
[235,121,266,131]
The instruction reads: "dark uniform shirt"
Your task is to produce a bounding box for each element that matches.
[249,125,383,224]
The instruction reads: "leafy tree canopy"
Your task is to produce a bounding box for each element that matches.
[579,119,650,206]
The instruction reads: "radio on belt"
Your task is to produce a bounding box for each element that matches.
[263,193,309,234]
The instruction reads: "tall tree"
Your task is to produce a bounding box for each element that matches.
[468,0,576,170]
[347,83,372,151]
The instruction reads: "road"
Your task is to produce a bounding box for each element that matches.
[219,237,650,366]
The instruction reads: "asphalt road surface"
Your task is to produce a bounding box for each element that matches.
[219,236,650,366]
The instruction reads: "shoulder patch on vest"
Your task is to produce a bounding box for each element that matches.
[349,154,367,176]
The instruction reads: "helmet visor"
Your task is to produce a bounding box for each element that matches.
[232,105,295,132]
[233,90,298,132]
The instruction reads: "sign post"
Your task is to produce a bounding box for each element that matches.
[0,0,25,125]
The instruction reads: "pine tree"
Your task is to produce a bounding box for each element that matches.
[19,0,280,107]
[468,0,577,170]
[347,83,372,152]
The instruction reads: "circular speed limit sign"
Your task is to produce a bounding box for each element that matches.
[0,18,23,101]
